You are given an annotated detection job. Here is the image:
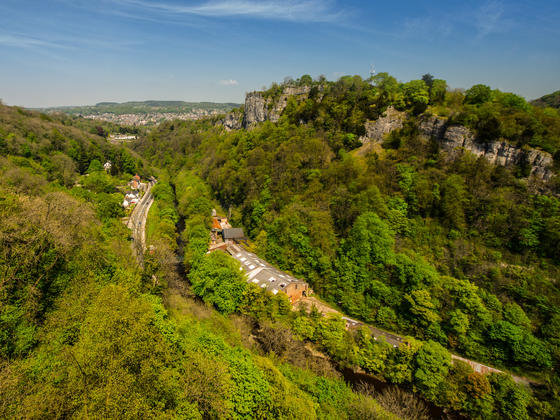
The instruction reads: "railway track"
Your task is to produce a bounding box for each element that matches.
[127,180,156,262]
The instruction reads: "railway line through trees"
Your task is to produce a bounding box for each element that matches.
[127,179,156,264]
[128,180,536,386]
[294,296,535,385]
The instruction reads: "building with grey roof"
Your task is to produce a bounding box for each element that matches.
[226,243,309,302]
[223,228,245,241]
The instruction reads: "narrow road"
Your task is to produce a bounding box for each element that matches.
[295,296,535,385]
[127,180,156,262]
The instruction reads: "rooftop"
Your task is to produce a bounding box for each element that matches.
[223,228,245,240]
[227,244,306,294]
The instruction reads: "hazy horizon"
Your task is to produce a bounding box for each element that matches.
[31,99,243,109]
[1,0,559,108]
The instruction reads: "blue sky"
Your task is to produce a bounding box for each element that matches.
[1,0,559,107]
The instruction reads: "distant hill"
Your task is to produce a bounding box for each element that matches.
[40,100,241,116]
[531,90,560,109]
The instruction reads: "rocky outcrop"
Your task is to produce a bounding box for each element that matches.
[221,111,243,131]
[240,86,555,181]
[418,116,554,181]
[360,106,405,144]
[243,92,268,127]
[418,114,447,139]
[243,86,311,128]
[270,86,311,123]
[362,112,555,181]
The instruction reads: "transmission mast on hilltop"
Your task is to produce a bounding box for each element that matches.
[369,64,376,84]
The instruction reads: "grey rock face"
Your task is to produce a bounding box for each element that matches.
[363,112,554,181]
[526,149,555,180]
[242,86,311,128]
[269,86,311,123]
[360,107,406,144]
[435,125,478,154]
[425,121,554,181]
[243,93,268,127]
[221,111,243,131]
[418,114,447,140]
[242,86,555,181]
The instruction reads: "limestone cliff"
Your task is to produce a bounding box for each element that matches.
[360,106,405,144]
[243,92,268,127]
[237,87,555,181]
[243,86,311,128]
[221,110,243,131]
[418,115,554,181]
[362,110,555,181]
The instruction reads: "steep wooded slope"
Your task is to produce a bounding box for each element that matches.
[0,103,395,419]
[531,91,560,109]
[135,73,560,419]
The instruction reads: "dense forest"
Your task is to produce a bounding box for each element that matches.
[0,103,399,418]
[2,72,560,419]
[134,73,560,419]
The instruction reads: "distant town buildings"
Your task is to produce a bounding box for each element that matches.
[85,109,224,126]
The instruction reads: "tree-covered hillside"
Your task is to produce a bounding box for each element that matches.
[255,74,560,157]
[3,70,560,419]
[135,73,560,419]
[0,104,397,419]
[531,91,560,110]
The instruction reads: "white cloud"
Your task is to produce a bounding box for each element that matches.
[0,31,136,52]
[394,1,510,43]
[117,0,342,22]
[474,1,509,39]
[0,34,68,49]
[219,79,239,86]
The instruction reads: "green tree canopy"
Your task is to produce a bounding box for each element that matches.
[402,80,430,114]
[464,84,493,105]
[414,340,452,398]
